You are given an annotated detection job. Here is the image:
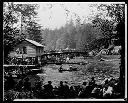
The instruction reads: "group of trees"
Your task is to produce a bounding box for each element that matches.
[3,2,43,60]
[41,4,125,98]
[3,3,125,55]
[42,20,100,51]
[3,2,125,97]
[42,4,125,52]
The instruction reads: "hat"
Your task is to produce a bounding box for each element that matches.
[60,81,63,84]
[48,81,52,84]
[91,77,94,80]
[83,82,87,86]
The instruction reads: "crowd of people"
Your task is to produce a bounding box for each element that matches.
[4,76,122,101]
[5,57,38,65]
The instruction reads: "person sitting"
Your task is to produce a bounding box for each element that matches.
[23,78,31,91]
[58,81,65,98]
[78,81,89,98]
[43,81,54,98]
[35,81,42,90]
[59,65,63,72]
[69,65,72,70]
[103,85,113,98]
[91,84,101,98]
[112,81,121,98]
[89,77,96,87]
[81,82,87,91]
[63,81,70,98]
[73,85,80,97]
[15,80,23,91]
[101,78,109,86]
[5,75,15,90]
[69,86,76,98]
[53,86,59,98]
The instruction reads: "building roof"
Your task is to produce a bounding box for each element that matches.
[25,39,44,47]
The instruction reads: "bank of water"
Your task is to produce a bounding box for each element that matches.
[37,59,120,87]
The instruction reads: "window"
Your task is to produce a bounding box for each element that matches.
[23,46,27,54]
[40,48,42,53]
[39,48,42,53]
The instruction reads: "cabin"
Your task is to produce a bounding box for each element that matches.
[9,39,45,59]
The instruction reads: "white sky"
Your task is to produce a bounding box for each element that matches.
[13,2,98,30]
[36,3,99,30]
[13,2,124,30]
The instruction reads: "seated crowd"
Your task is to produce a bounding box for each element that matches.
[5,57,38,65]
[4,76,122,100]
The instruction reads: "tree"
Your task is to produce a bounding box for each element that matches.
[26,21,43,43]
[11,2,39,38]
[96,3,125,97]
[90,17,115,51]
[97,4,125,42]
[92,17,114,38]
[64,19,76,49]
[88,4,125,51]
[3,2,41,64]
[3,2,23,63]
[97,4,125,23]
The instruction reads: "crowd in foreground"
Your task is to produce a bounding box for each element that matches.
[4,75,122,101]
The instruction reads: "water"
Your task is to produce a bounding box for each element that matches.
[36,59,120,87]
[38,64,80,87]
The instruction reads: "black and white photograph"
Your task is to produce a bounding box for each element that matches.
[3,2,127,101]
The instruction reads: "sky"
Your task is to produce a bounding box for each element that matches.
[13,2,123,30]
[36,3,97,29]
[13,2,99,30]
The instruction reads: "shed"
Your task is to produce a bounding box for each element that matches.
[9,39,45,58]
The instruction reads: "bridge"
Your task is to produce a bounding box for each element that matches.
[40,50,89,64]
[3,50,89,67]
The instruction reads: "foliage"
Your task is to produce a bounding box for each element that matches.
[3,2,22,60]
[42,21,100,51]
[11,3,38,20]
[97,4,125,23]
[3,2,41,63]
[4,3,125,55]
[42,4,125,52]
[87,4,125,51]
[11,3,40,38]
[96,4,125,41]
[26,21,43,43]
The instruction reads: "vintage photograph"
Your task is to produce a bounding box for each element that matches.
[3,2,127,101]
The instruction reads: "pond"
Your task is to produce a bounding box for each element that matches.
[36,58,120,87]
[4,56,120,89]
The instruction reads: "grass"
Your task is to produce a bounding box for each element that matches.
[40,55,121,87]
[4,55,121,100]
[7,55,120,88]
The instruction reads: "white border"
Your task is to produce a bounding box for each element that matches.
[3,2,127,101]
[13,2,126,4]
[14,99,125,101]
[125,3,127,99]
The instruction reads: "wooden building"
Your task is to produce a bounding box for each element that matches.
[9,39,44,59]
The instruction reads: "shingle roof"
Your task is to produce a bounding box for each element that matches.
[25,39,44,47]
